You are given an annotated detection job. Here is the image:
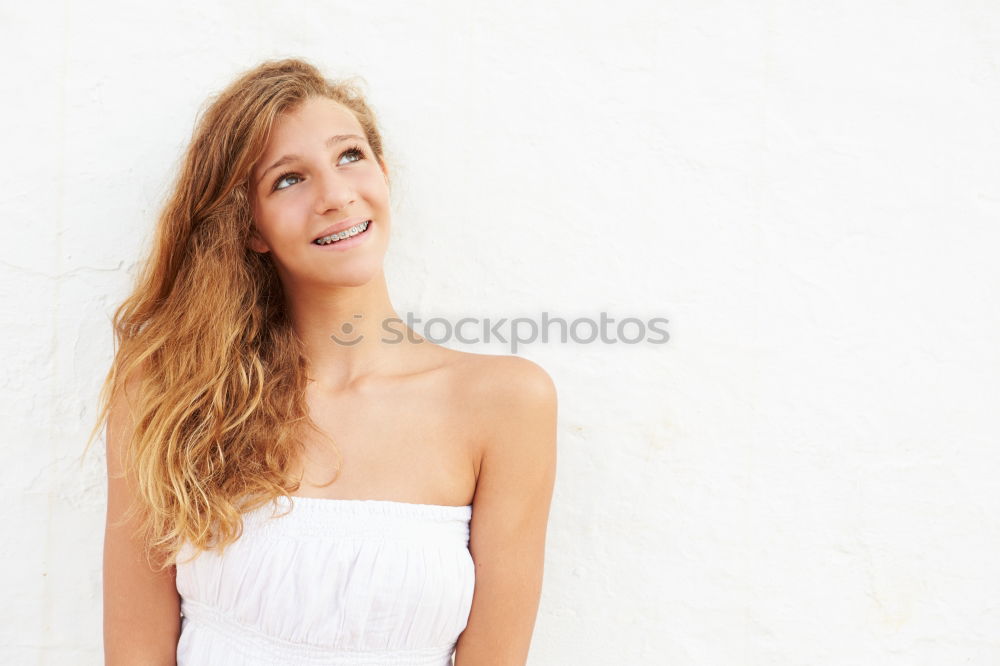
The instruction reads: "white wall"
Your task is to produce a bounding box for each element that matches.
[2,1,999,664]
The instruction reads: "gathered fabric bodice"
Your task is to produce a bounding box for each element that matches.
[174,495,475,665]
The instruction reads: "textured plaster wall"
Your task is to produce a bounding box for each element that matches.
[2,1,999,664]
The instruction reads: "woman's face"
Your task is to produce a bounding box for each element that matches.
[249,95,391,286]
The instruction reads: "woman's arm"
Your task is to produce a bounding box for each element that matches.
[103,377,181,665]
[454,356,558,666]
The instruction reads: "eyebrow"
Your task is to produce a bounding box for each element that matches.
[256,134,367,187]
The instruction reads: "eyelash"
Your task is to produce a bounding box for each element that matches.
[271,144,367,192]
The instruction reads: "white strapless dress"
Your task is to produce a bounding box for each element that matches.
[174,495,475,665]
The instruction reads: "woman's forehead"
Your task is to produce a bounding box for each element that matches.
[267,97,362,145]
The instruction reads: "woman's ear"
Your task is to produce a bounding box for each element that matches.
[244,191,271,253]
[248,227,270,254]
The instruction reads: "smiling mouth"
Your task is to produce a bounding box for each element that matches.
[312,219,372,245]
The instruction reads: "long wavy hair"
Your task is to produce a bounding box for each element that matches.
[83,57,390,571]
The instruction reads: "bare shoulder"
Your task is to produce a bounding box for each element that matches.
[441,350,557,482]
[446,350,557,407]
[447,352,558,662]
[442,351,557,446]
[487,353,557,406]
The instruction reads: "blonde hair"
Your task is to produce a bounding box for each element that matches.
[83,57,389,571]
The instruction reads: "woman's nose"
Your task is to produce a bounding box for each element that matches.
[313,165,355,214]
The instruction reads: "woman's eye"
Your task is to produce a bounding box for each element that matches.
[273,173,301,191]
[339,147,365,164]
[272,147,365,192]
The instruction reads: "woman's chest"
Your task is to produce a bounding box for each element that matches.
[292,371,481,505]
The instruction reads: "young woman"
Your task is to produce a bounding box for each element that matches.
[91,57,557,665]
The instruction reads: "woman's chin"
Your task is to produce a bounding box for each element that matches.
[319,260,386,287]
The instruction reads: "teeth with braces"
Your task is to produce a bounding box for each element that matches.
[314,220,370,245]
